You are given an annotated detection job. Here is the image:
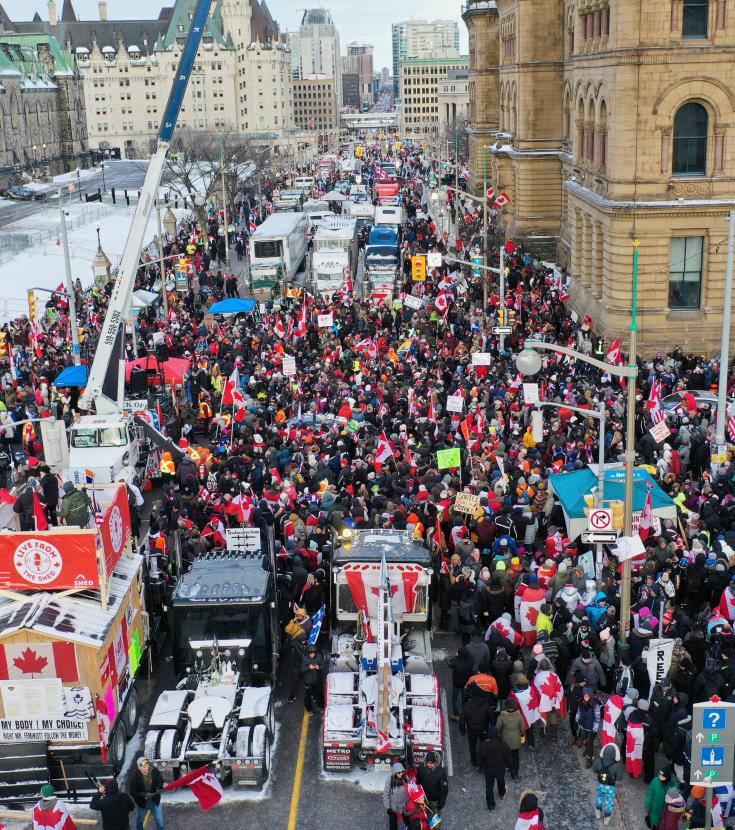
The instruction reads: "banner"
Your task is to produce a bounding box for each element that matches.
[436,448,461,469]
[0,642,79,682]
[100,485,131,576]
[0,530,99,590]
[646,638,674,698]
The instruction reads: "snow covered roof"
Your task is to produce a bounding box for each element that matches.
[0,554,143,648]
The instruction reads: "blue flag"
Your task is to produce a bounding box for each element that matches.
[308,605,325,646]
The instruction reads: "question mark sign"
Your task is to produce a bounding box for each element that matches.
[710,712,721,727]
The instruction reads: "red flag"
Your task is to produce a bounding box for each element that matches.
[493,192,511,209]
[533,669,566,718]
[375,431,393,468]
[606,337,621,366]
[222,367,244,406]
[33,491,48,531]
[460,418,472,444]
[274,316,286,339]
[164,765,223,810]
[638,487,654,541]
[32,800,77,830]
[434,516,446,550]
[0,488,16,506]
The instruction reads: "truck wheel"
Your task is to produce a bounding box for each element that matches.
[262,733,271,783]
[123,689,139,739]
[110,723,127,773]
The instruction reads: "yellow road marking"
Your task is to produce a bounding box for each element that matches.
[286,710,311,830]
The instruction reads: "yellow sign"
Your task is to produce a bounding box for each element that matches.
[355,147,363,158]
[454,492,480,515]
[411,255,427,281]
[395,141,402,151]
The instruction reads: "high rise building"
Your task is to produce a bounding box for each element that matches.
[342,72,360,109]
[391,19,460,99]
[462,0,735,353]
[296,9,341,107]
[343,42,373,106]
[7,0,293,158]
[380,66,390,86]
[293,76,338,130]
[399,56,468,138]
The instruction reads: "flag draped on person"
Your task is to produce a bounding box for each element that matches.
[221,367,244,406]
[32,797,76,830]
[375,431,393,470]
[164,765,224,810]
[533,669,566,717]
[601,694,623,746]
[509,685,543,729]
[646,379,665,424]
[638,487,654,541]
[515,809,541,830]
[625,720,645,777]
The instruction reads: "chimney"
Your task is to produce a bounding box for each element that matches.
[98,0,107,21]
[48,0,58,26]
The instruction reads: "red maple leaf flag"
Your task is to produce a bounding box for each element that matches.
[601,694,623,746]
[164,765,223,810]
[533,669,567,717]
[32,799,76,830]
[519,587,545,646]
[638,487,654,541]
[221,367,244,406]
[509,685,544,729]
[13,647,49,676]
[33,491,48,531]
[374,431,393,470]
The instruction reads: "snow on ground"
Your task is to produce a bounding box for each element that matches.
[53,168,99,185]
[0,204,191,322]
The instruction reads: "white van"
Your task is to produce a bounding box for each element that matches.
[294,176,315,192]
[375,204,403,226]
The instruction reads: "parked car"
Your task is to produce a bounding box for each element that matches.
[1,186,46,201]
[661,390,733,413]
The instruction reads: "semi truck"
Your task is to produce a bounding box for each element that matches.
[248,212,309,298]
[144,535,282,790]
[322,530,444,774]
[364,225,400,301]
[311,217,359,297]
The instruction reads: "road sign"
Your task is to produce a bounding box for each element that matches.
[588,508,613,532]
[492,326,512,335]
[581,531,620,544]
[691,701,735,784]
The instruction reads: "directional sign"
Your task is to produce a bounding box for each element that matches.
[581,531,620,544]
[492,326,512,335]
[691,701,735,785]
[588,508,612,532]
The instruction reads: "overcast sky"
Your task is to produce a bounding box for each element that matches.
[4,0,468,69]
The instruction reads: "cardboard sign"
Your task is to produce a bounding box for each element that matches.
[317,313,334,328]
[282,355,296,377]
[632,512,662,537]
[649,421,671,443]
[436,447,461,469]
[0,718,88,743]
[403,294,423,310]
[454,492,480,514]
[427,252,442,269]
[446,394,464,413]
[0,678,64,719]
[472,352,492,366]
[225,527,261,553]
[100,484,131,577]
[0,530,99,590]
[522,382,540,405]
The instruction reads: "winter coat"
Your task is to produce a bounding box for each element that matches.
[301,650,325,686]
[491,656,513,700]
[477,732,512,776]
[416,763,448,808]
[60,488,92,527]
[576,697,602,733]
[459,693,493,735]
[450,648,474,689]
[90,784,135,830]
[496,709,525,749]
[591,743,621,786]
[556,584,583,613]
[568,655,606,690]
[657,802,685,830]
[383,762,409,813]
[465,637,490,673]
[645,778,673,828]
[130,766,163,808]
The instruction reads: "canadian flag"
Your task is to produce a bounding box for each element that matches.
[33,491,48,531]
[646,379,665,425]
[222,367,244,406]
[626,720,645,777]
[291,303,308,338]
[274,316,286,339]
[638,487,654,541]
[225,492,254,524]
[718,586,735,621]
[515,809,541,830]
[606,337,622,366]
[376,728,392,753]
[519,585,546,646]
[375,431,393,469]
[489,616,522,648]
[32,800,76,830]
[434,292,450,314]
[164,765,224,810]
[601,694,623,746]
[510,685,543,729]
[493,192,511,209]
[356,338,378,358]
[533,669,567,718]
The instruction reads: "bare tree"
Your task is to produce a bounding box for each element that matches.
[162,130,257,228]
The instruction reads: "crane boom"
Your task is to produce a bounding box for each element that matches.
[79,0,214,413]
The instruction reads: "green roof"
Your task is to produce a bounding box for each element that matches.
[158,0,231,50]
[0,33,76,79]
[399,55,469,66]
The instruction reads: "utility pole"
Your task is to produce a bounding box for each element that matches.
[499,243,506,352]
[155,200,168,318]
[482,147,488,308]
[220,136,229,264]
[58,188,81,365]
[715,210,735,446]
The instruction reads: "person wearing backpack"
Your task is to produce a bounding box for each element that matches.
[59,482,92,527]
[591,743,621,825]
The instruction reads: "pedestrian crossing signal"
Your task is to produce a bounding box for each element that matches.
[27,290,37,320]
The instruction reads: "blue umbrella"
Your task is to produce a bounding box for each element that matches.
[53,364,89,387]
[208,298,256,315]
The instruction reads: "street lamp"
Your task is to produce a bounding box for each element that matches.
[517,333,639,643]
[75,166,82,202]
[101,162,106,193]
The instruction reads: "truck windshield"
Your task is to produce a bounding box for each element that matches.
[253,240,283,258]
[366,247,398,262]
[71,426,127,448]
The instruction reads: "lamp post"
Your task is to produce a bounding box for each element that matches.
[75,167,82,202]
[92,221,111,288]
[155,200,169,317]
[58,187,81,364]
[516,322,639,642]
[101,162,106,193]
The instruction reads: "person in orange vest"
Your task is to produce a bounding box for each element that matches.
[198,393,213,430]
[159,451,175,479]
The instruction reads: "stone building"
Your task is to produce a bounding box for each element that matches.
[293,76,338,131]
[6,0,292,159]
[437,68,470,141]
[0,29,88,183]
[463,0,735,353]
[399,56,469,139]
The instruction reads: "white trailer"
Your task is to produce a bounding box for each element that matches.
[312,217,358,296]
[249,212,309,297]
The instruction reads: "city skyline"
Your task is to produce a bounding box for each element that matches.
[0,0,468,67]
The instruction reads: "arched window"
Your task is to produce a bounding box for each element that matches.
[682,0,709,38]
[672,102,708,175]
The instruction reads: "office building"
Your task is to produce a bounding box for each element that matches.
[344,42,373,105]
[293,76,338,130]
[399,55,468,138]
[296,9,341,108]
[391,19,460,99]
[342,72,360,109]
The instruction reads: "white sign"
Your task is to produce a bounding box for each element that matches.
[225,527,261,553]
[522,382,540,405]
[123,399,148,412]
[632,512,662,537]
[649,421,671,443]
[427,252,442,269]
[613,534,646,562]
[587,508,612,532]
[446,394,464,413]
[646,639,675,699]
[0,679,63,719]
[317,313,334,328]
[471,352,492,366]
[0,718,88,743]
[282,356,296,377]
[403,294,423,310]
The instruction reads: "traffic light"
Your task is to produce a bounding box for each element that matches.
[27,290,37,320]
[497,308,506,325]
[0,331,7,358]
[611,500,624,530]
[508,309,517,327]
